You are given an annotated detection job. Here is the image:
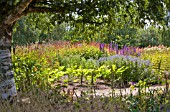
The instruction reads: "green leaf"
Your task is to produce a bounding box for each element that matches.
[112,64,116,72]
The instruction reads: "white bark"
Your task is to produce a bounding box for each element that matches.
[0,23,17,101]
[0,49,17,101]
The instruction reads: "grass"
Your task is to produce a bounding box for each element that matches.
[1,85,170,112]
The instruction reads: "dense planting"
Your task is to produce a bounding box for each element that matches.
[11,42,170,111]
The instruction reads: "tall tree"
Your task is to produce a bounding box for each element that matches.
[0,0,169,101]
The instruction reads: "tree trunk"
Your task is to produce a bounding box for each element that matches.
[0,23,17,102]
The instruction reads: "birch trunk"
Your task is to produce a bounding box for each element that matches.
[0,23,17,101]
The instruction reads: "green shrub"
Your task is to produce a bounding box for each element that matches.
[57,44,105,60]
[98,55,155,84]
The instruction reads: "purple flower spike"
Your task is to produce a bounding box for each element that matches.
[100,43,105,51]
[133,47,136,53]
[123,45,127,50]
[120,50,123,55]
[129,82,137,86]
[109,41,113,52]
[130,51,132,55]
[137,52,141,57]
[119,50,121,55]
[115,44,118,50]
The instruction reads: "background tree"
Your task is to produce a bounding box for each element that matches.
[13,13,68,45]
[0,0,169,101]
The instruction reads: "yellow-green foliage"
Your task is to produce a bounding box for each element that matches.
[142,47,170,71]
[10,43,170,112]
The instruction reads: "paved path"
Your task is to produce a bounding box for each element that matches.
[74,85,166,97]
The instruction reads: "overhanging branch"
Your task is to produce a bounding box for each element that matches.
[5,0,33,25]
[15,0,33,14]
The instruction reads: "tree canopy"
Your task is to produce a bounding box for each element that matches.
[0,0,170,28]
